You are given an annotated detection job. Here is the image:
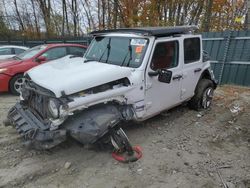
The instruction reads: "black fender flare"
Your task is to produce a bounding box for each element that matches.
[197,69,218,90]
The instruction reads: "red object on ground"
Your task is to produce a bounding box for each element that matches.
[0,43,87,93]
[112,146,143,163]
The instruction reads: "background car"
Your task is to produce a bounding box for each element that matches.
[0,45,29,60]
[0,43,87,95]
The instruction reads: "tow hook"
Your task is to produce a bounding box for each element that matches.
[110,127,142,163]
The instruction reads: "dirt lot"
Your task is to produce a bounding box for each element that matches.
[0,86,249,188]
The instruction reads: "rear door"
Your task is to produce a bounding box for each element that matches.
[144,38,183,117]
[181,36,203,100]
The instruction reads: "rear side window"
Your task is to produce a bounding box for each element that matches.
[184,38,201,64]
[0,48,12,55]
[14,48,25,54]
[41,47,67,60]
[68,47,86,56]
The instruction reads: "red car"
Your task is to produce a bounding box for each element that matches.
[0,43,87,95]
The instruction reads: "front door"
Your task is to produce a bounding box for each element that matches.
[144,39,183,118]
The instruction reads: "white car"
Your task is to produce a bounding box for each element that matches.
[0,45,29,60]
[7,26,217,159]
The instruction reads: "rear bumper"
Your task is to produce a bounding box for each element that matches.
[0,73,11,92]
[7,102,66,149]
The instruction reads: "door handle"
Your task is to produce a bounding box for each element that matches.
[172,74,182,80]
[194,68,202,73]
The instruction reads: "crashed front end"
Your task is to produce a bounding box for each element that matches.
[7,77,131,150]
[7,78,68,149]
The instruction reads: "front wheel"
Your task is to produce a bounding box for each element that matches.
[110,128,142,163]
[9,74,25,95]
[188,79,215,111]
[110,128,134,155]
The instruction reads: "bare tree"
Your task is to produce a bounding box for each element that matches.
[31,0,40,37]
[36,0,54,38]
[13,0,25,31]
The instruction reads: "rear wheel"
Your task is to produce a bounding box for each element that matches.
[188,79,214,110]
[9,74,25,95]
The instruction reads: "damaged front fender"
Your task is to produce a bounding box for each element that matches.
[7,103,131,150]
[63,104,123,144]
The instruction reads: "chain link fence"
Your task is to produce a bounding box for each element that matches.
[1,31,250,87]
[0,37,91,47]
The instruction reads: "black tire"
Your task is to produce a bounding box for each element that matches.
[188,79,214,111]
[9,74,25,95]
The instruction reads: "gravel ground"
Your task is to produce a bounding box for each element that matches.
[0,86,249,188]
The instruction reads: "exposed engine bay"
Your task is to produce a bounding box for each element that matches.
[7,76,136,159]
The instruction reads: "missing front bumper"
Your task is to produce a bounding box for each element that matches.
[7,103,123,150]
[7,103,66,150]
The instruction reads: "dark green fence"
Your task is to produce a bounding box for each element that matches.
[0,37,91,47]
[202,30,250,87]
[1,30,250,87]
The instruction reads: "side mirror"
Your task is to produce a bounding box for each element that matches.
[36,56,47,63]
[158,69,172,83]
[148,70,159,77]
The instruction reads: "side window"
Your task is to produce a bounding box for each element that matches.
[68,47,86,56]
[0,48,12,55]
[41,47,67,61]
[184,38,201,64]
[14,48,25,55]
[151,41,179,71]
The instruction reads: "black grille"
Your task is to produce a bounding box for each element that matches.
[27,92,50,120]
[22,78,56,120]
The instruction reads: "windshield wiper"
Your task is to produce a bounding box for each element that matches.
[121,41,132,67]
[126,45,132,67]
[98,38,111,63]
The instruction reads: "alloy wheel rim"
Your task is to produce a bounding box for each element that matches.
[14,77,25,93]
[202,87,214,109]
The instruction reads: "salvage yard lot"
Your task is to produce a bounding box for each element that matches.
[0,86,249,188]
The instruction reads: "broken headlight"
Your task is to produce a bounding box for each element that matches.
[48,98,60,119]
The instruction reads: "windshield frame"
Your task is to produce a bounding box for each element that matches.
[84,36,149,68]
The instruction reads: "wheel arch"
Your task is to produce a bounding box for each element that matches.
[196,69,217,91]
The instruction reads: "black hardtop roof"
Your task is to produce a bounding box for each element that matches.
[90,25,198,37]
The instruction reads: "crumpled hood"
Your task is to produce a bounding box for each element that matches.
[27,56,133,97]
[0,59,21,68]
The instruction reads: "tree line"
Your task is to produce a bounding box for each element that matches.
[0,0,247,39]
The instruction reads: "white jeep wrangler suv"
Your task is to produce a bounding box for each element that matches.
[7,26,217,155]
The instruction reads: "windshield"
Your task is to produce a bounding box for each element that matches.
[85,37,149,68]
[16,45,47,60]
